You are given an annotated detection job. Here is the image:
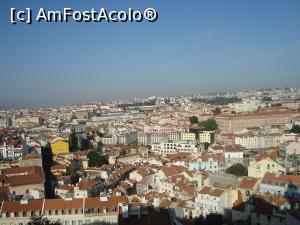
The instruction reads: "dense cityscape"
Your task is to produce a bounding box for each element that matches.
[0,88,300,225]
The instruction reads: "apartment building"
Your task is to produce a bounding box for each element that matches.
[282,101,300,110]
[181,132,196,141]
[0,195,129,225]
[0,144,22,160]
[235,133,284,149]
[248,157,286,179]
[216,108,300,132]
[260,172,300,199]
[224,146,244,167]
[151,140,199,155]
[138,131,180,145]
[195,186,238,218]
[14,116,41,127]
[0,166,44,196]
[233,101,260,113]
[102,136,118,145]
[283,141,300,155]
[0,116,11,128]
[117,132,138,145]
[189,153,225,173]
[19,154,43,167]
[73,179,102,199]
[51,137,69,155]
[236,177,260,201]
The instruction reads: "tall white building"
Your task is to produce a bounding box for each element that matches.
[0,116,11,128]
[235,134,284,149]
[151,140,199,155]
[0,144,22,160]
[234,101,260,113]
[138,131,180,145]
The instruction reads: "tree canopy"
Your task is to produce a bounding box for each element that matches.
[203,142,210,150]
[189,116,199,124]
[262,96,272,102]
[291,125,300,134]
[199,119,218,131]
[28,216,61,225]
[226,163,248,176]
[69,129,78,152]
[117,99,156,109]
[119,149,126,157]
[66,160,81,185]
[87,150,108,167]
[191,97,241,105]
[212,107,221,115]
[96,141,104,153]
[79,137,90,150]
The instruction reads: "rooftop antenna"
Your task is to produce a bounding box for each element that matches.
[11,99,16,111]
[294,148,298,176]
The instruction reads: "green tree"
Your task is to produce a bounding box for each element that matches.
[226,163,248,176]
[212,107,221,115]
[262,96,272,102]
[203,142,210,150]
[191,97,242,105]
[96,142,103,153]
[87,150,108,167]
[70,171,80,185]
[199,119,218,131]
[189,116,199,124]
[69,129,78,152]
[28,216,61,225]
[66,160,81,185]
[291,125,300,134]
[119,149,126,157]
[80,137,90,150]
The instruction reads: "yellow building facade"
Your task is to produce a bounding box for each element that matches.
[199,131,211,143]
[51,138,69,155]
[248,157,286,179]
[181,132,196,141]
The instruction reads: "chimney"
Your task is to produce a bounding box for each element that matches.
[20,199,29,205]
[100,194,108,202]
[141,196,146,204]
[153,196,160,212]
[121,203,129,219]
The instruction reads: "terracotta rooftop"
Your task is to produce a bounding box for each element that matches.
[199,186,224,197]
[2,199,43,214]
[262,172,300,187]
[237,177,259,190]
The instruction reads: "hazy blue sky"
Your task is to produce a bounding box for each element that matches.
[1,0,300,107]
